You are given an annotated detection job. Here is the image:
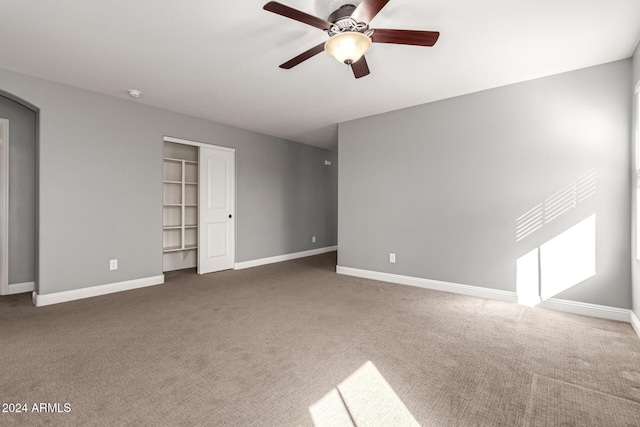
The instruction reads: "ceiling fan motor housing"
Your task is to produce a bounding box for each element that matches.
[328,4,356,23]
[327,4,371,36]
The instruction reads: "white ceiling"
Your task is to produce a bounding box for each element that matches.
[1,0,639,151]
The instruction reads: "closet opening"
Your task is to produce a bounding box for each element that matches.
[162,137,236,274]
[0,92,38,296]
[163,140,198,272]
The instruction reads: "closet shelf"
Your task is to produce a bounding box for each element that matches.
[163,245,196,253]
[163,225,197,230]
[163,152,198,260]
[164,157,198,164]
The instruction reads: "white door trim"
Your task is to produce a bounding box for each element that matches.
[0,119,8,295]
[164,136,235,152]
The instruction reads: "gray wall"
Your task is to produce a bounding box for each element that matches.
[0,95,36,285]
[238,141,337,262]
[632,42,640,320]
[0,67,338,296]
[339,60,632,309]
[633,43,640,86]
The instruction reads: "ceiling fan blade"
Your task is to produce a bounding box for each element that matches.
[351,56,370,79]
[263,1,333,31]
[371,29,440,46]
[351,0,391,24]
[279,42,326,69]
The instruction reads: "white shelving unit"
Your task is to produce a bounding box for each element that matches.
[163,142,199,271]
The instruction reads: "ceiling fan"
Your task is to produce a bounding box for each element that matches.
[263,0,440,79]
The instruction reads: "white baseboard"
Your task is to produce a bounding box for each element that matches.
[537,298,632,323]
[33,275,165,307]
[7,281,35,294]
[335,266,638,334]
[336,265,518,303]
[235,246,338,270]
[629,310,640,338]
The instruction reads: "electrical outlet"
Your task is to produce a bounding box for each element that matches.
[109,259,118,271]
[312,236,316,243]
[389,253,396,263]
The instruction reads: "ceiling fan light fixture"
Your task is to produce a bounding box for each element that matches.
[324,31,372,65]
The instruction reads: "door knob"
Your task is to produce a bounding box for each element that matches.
[229,214,232,218]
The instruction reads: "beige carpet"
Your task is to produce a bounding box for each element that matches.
[523,374,640,426]
[1,252,639,426]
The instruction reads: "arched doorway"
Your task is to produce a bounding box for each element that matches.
[0,92,37,295]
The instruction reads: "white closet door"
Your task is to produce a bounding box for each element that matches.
[198,145,235,274]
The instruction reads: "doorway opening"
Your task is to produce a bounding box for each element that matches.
[0,119,8,295]
[0,92,38,296]
[162,136,236,275]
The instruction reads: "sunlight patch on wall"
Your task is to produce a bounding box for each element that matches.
[516,248,540,306]
[637,187,640,261]
[540,214,596,300]
[515,204,544,243]
[309,361,419,427]
[516,214,596,304]
[516,169,596,241]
